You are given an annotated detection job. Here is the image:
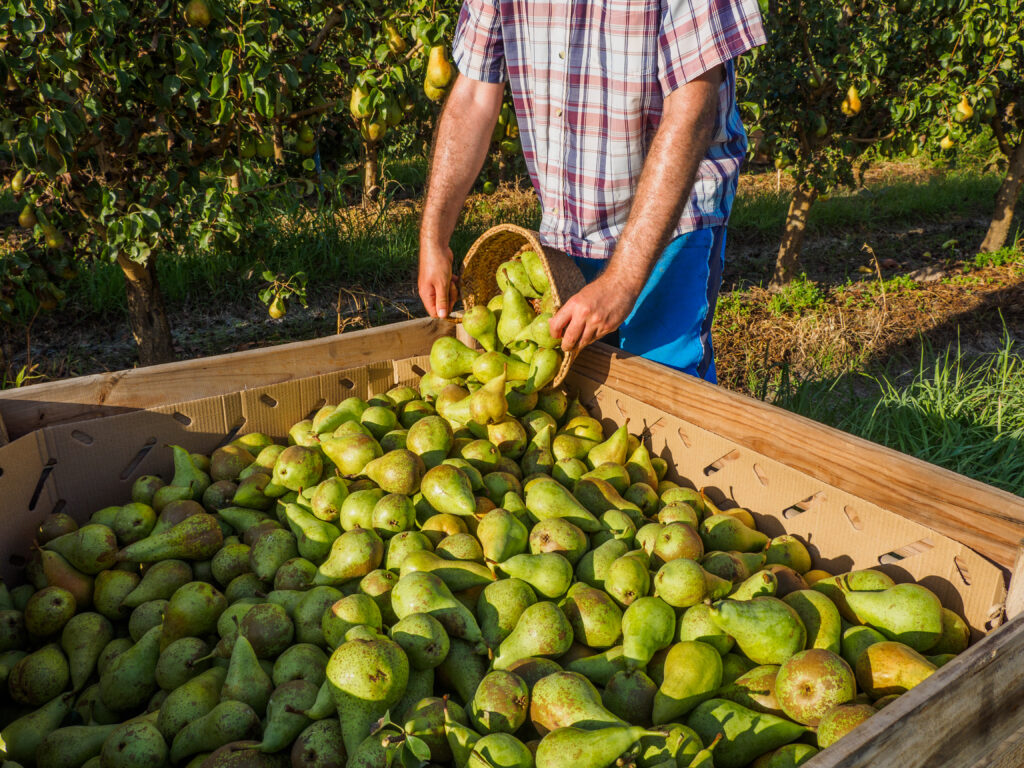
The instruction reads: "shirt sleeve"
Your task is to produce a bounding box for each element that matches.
[658,0,767,94]
[452,0,507,84]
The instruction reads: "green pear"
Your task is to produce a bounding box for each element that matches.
[117,513,224,562]
[525,477,602,532]
[8,642,70,706]
[530,671,627,733]
[24,585,77,638]
[390,612,450,670]
[339,488,386,530]
[327,633,410,756]
[775,649,855,726]
[407,415,454,469]
[536,724,656,768]
[92,569,139,621]
[563,645,628,687]
[811,569,895,621]
[284,502,342,562]
[315,528,384,585]
[463,304,501,352]
[469,669,530,734]
[841,583,943,652]
[529,517,588,565]
[496,284,535,346]
[574,477,644,527]
[250,528,299,581]
[467,732,533,768]
[477,509,529,562]
[730,570,778,600]
[652,641,723,723]
[43,524,119,574]
[521,424,555,476]
[678,603,735,655]
[625,443,658,488]
[392,571,484,646]
[35,550,94,609]
[701,550,753,582]
[155,636,210,690]
[717,664,784,716]
[469,369,509,425]
[386,531,434,571]
[816,703,875,749]
[496,552,573,599]
[604,550,651,608]
[62,612,114,691]
[559,582,623,649]
[99,719,169,768]
[34,722,120,768]
[161,580,227,650]
[99,624,162,711]
[321,434,383,476]
[478,578,538,649]
[655,558,731,608]
[783,589,842,654]
[236,601,296,658]
[602,668,657,725]
[310,477,349,522]
[437,635,489,705]
[841,624,887,668]
[520,250,550,294]
[322,593,381,648]
[0,691,74,764]
[273,643,328,688]
[220,634,273,715]
[218,504,272,533]
[929,607,970,655]
[586,423,630,469]
[170,700,261,763]
[157,666,228,739]
[513,312,561,350]
[362,450,423,496]
[360,405,400,441]
[699,514,768,553]
[314,396,369,435]
[257,679,319,752]
[854,641,936,697]
[421,464,477,517]
[686,698,808,768]
[764,535,813,573]
[493,600,573,669]
[575,538,629,591]
[228,474,274,513]
[430,336,480,378]
[622,597,675,670]
[291,719,345,768]
[709,597,807,665]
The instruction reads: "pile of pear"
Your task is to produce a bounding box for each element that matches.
[0,361,971,768]
[441,249,566,401]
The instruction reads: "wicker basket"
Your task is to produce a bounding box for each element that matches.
[460,224,587,388]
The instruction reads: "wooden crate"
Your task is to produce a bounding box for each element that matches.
[3,317,1024,767]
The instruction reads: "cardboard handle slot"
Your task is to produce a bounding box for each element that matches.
[339,377,355,390]
[878,538,935,565]
[752,463,769,487]
[782,492,824,519]
[119,439,156,481]
[259,395,278,408]
[614,399,628,420]
[52,499,67,516]
[71,430,94,445]
[172,411,193,426]
[704,449,741,476]
[306,399,327,420]
[29,460,56,511]
[411,364,426,376]
[843,505,863,530]
[216,419,246,449]
[954,555,973,586]
[677,427,692,449]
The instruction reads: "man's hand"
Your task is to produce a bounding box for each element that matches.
[549,273,640,351]
[418,243,459,319]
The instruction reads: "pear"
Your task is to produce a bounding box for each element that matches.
[112,502,158,545]
[421,464,477,517]
[530,671,627,733]
[841,583,943,652]
[314,396,368,435]
[775,649,855,726]
[425,44,454,87]
[218,505,272,534]
[564,645,628,687]
[536,724,656,768]
[315,528,384,585]
[709,597,807,665]
[44,524,119,574]
[622,597,675,670]
[219,634,273,715]
[62,612,114,691]
[655,558,731,608]
[34,722,120,768]
[687,698,808,768]
[339,488,386,530]
[257,679,320,752]
[929,607,970,655]
[699,514,768,553]
[812,569,895,620]
[118,512,224,562]
[496,284,536,346]
[521,424,556,476]
[493,600,573,669]
[678,603,735,655]
[321,593,381,648]
[521,347,562,394]
[321,434,383,476]
[390,612,450,670]
[392,571,485,646]
[250,528,299,581]
[783,589,842,654]
[496,552,573,599]
[469,670,530,733]
[525,477,602,532]
[717,664,784,716]
[586,423,630,469]
[170,700,261,763]
[437,635,490,704]
[132,475,166,506]
[92,569,139,621]
[529,517,588,564]
[8,643,70,706]
[161,580,227,649]
[155,636,210,690]
[362,449,424,496]
[236,601,296,658]
[478,577,538,649]
[360,406,399,441]
[816,703,875,749]
[463,304,501,352]
[35,550,94,609]
[466,732,533,768]
[407,415,454,469]
[157,665,228,739]
[574,477,643,527]
[603,668,657,725]
[520,250,550,294]
[291,719,345,768]
[327,633,410,756]
[24,585,76,637]
[625,443,658,488]
[0,691,74,764]
[98,719,169,768]
[841,624,887,668]
[99,625,162,711]
[477,509,529,562]
[854,641,937,697]
[430,336,479,378]
[604,550,651,608]
[764,535,812,573]
[652,641,723,723]
[273,643,329,688]
[310,476,349,522]
[284,502,341,561]
[231,474,275,511]
[730,570,778,600]
[575,538,629,591]
[559,582,623,649]
[652,522,704,565]
[386,531,434,571]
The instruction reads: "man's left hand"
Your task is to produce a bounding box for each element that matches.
[548,274,639,351]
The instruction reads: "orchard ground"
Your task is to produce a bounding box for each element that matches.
[2,153,1022,495]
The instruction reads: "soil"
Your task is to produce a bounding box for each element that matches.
[8,162,1024,395]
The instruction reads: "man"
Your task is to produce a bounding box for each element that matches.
[418,0,765,381]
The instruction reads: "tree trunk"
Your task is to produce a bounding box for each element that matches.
[979,140,1024,253]
[770,185,818,289]
[362,140,380,206]
[117,254,175,366]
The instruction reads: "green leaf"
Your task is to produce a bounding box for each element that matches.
[404,736,431,763]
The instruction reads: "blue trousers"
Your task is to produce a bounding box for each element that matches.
[573,226,726,383]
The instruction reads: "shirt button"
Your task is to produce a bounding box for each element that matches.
[558,51,565,59]
[548,206,557,214]
[555,108,562,117]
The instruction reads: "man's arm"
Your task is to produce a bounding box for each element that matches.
[418,75,506,319]
[549,66,724,351]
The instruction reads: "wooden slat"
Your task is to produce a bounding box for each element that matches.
[0,318,450,440]
[805,613,1024,767]
[572,345,1024,568]
[1005,541,1024,620]
[966,720,1024,768]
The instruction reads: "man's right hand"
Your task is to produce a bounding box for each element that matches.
[418,243,459,319]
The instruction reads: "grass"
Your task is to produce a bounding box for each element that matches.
[770,334,1024,496]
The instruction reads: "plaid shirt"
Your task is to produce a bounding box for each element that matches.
[453,0,766,260]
